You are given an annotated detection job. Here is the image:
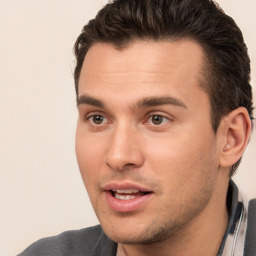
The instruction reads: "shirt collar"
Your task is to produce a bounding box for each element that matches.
[218,180,247,256]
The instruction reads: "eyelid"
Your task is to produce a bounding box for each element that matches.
[143,111,174,123]
[83,110,108,121]
[146,116,169,126]
[87,111,114,127]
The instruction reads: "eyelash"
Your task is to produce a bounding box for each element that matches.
[84,112,111,127]
[83,112,173,129]
[144,114,170,126]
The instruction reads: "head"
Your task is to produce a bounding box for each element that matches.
[74,0,253,249]
[74,0,253,176]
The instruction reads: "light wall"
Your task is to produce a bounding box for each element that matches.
[0,1,255,255]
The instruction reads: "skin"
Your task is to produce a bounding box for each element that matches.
[75,40,251,256]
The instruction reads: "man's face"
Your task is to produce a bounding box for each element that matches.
[76,40,222,244]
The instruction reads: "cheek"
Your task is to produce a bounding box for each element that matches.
[145,134,197,167]
[75,138,103,215]
[144,133,217,184]
[147,138,218,213]
[75,134,104,188]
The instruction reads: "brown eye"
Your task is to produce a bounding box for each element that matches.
[91,115,105,125]
[151,115,164,125]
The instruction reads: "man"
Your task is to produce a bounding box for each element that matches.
[19,0,255,255]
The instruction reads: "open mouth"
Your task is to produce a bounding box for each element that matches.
[110,189,151,200]
[104,185,154,212]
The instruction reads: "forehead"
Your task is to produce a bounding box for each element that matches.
[78,40,207,108]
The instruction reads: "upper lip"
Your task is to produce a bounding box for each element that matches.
[102,182,153,193]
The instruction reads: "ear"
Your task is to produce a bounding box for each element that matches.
[219,107,252,168]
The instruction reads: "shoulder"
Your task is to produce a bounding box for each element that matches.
[18,225,116,256]
[244,199,256,255]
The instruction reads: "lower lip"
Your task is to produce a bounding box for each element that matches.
[105,191,153,213]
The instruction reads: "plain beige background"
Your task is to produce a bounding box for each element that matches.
[0,1,255,255]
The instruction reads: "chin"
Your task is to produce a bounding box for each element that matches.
[101,218,178,245]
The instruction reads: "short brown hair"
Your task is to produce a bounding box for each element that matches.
[74,0,254,175]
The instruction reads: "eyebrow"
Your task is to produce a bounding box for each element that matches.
[77,94,187,110]
[134,96,187,109]
[77,95,104,108]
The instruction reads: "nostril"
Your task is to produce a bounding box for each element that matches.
[106,162,136,171]
[124,163,136,167]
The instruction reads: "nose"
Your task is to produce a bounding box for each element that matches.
[105,124,144,171]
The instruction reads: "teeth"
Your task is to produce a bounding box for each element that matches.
[115,189,140,194]
[114,194,137,200]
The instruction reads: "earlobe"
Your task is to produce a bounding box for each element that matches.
[219,107,252,168]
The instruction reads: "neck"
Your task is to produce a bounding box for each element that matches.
[119,179,229,256]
